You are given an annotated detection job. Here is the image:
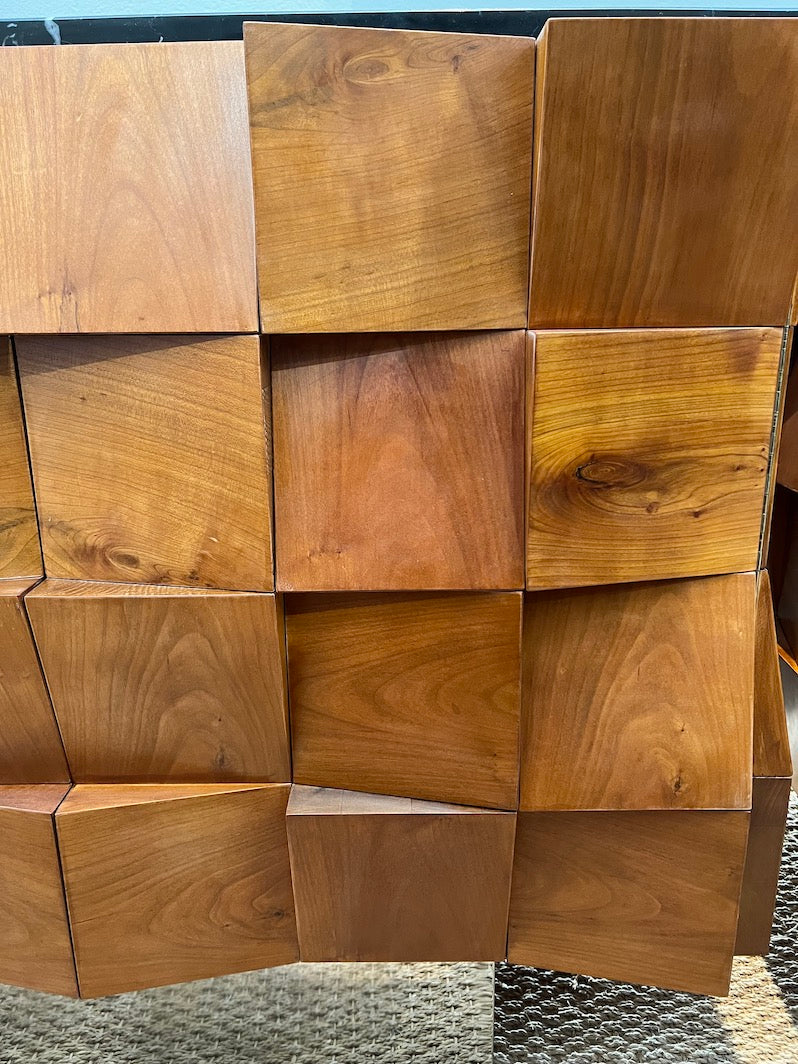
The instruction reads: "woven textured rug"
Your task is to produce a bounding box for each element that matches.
[1,798,796,1064]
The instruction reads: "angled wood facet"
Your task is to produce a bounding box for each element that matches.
[526,329,780,589]
[56,784,297,997]
[272,331,524,590]
[520,574,756,812]
[287,592,522,809]
[0,42,257,333]
[287,786,515,962]
[26,581,289,784]
[0,340,41,579]
[736,572,792,955]
[509,810,749,997]
[528,18,798,327]
[16,335,273,591]
[0,580,69,784]
[0,785,77,996]
[244,22,533,331]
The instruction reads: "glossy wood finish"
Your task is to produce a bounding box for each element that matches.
[17,335,273,591]
[0,340,41,579]
[287,592,521,809]
[509,810,749,996]
[0,785,77,996]
[0,580,69,784]
[0,42,257,333]
[272,332,524,590]
[520,574,755,812]
[287,786,515,961]
[528,18,798,327]
[56,783,297,997]
[245,23,533,332]
[754,573,792,780]
[26,580,289,783]
[526,330,780,589]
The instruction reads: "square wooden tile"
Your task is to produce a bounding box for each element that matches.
[245,23,533,331]
[17,335,273,591]
[287,786,515,962]
[56,784,297,997]
[272,331,524,590]
[287,592,521,809]
[26,580,289,784]
[526,329,780,589]
[0,42,257,333]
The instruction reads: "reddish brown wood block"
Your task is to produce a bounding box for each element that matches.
[0,580,69,784]
[17,335,273,591]
[0,340,41,579]
[287,592,521,809]
[245,23,533,332]
[56,784,297,997]
[287,786,515,962]
[26,580,290,784]
[528,18,798,327]
[272,331,524,590]
[0,42,257,333]
[0,785,77,996]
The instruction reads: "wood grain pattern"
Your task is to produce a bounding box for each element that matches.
[0,579,69,784]
[509,810,749,996]
[754,572,792,780]
[287,592,521,809]
[0,340,41,578]
[287,786,515,961]
[26,580,289,783]
[520,574,755,812]
[56,783,297,997]
[16,335,273,591]
[528,18,798,327]
[0,784,77,996]
[272,332,524,590]
[526,330,780,589]
[0,42,257,333]
[244,22,533,331]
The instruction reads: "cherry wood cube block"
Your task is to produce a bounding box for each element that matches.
[287,592,521,809]
[0,580,69,784]
[520,573,756,812]
[0,785,77,996]
[56,783,297,997]
[16,335,273,591]
[0,42,257,333]
[736,572,793,955]
[26,580,290,784]
[287,786,515,962]
[528,18,798,328]
[509,809,749,996]
[272,331,524,590]
[526,330,780,590]
[245,23,533,331]
[0,340,40,579]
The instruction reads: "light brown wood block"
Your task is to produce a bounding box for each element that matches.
[0,340,40,579]
[244,23,533,331]
[526,329,780,589]
[0,42,257,333]
[0,579,69,784]
[736,572,792,955]
[287,786,515,961]
[56,783,297,997]
[0,785,77,996]
[509,810,749,996]
[26,580,289,784]
[272,332,524,590]
[287,592,521,809]
[528,18,798,327]
[520,573,755,812]
[17,335,273,591]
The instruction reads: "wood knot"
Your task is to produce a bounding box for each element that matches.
[574,457,647,489]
